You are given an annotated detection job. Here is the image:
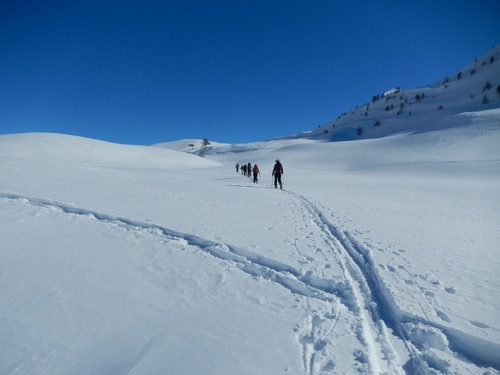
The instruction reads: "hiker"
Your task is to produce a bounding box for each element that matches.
[272,159,283,189]
[235,163,240,173]
[252,163,260,183]
[242,164,247,176]
[247,162,252,178]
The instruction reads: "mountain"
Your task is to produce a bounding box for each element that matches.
[157,46,500,155]
[297,45,500,141]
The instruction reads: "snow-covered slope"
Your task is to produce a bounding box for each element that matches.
[2,108,500,374]
[300,45,500,141]
[2,45,500,375]
[1,133,220,168]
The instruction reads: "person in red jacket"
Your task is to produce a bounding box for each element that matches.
[252,163,260,183]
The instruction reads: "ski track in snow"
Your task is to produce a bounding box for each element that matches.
[285,192,500,374]
[286,193,402,375]
[0,193,340,303]
[2,191,499,374]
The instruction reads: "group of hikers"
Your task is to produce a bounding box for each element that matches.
[235,160,283,189]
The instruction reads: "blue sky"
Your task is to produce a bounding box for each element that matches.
[1,0,499,145]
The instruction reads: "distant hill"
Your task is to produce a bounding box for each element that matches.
[156,45,500,150]
[296,45,500,141]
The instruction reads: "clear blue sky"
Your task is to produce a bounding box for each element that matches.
[1,0,499,145]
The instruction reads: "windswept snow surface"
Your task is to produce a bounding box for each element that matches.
[1,113,500,374]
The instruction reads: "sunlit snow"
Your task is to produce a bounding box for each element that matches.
[1,47,500,375]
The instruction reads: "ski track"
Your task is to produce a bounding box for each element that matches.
[0,192,347,300]
[285,192,500,374]
[2,191,499,374]
[286,192,403,375]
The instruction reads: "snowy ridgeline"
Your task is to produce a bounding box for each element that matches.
[301,45,500,142]
[1,106,500,374]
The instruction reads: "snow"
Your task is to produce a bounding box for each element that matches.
[307,45,500,142]
[1,48,500,374]
[2,111,499,374]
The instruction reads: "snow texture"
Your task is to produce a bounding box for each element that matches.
[1,46,500,374]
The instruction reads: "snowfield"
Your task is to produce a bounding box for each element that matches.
[1,108,500,374]
[2,46,500,375]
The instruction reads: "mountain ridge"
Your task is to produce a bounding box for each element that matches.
[291,44,500,142]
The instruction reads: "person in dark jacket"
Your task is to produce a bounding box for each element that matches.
[272,159,283,189]
[252,163,260,183]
